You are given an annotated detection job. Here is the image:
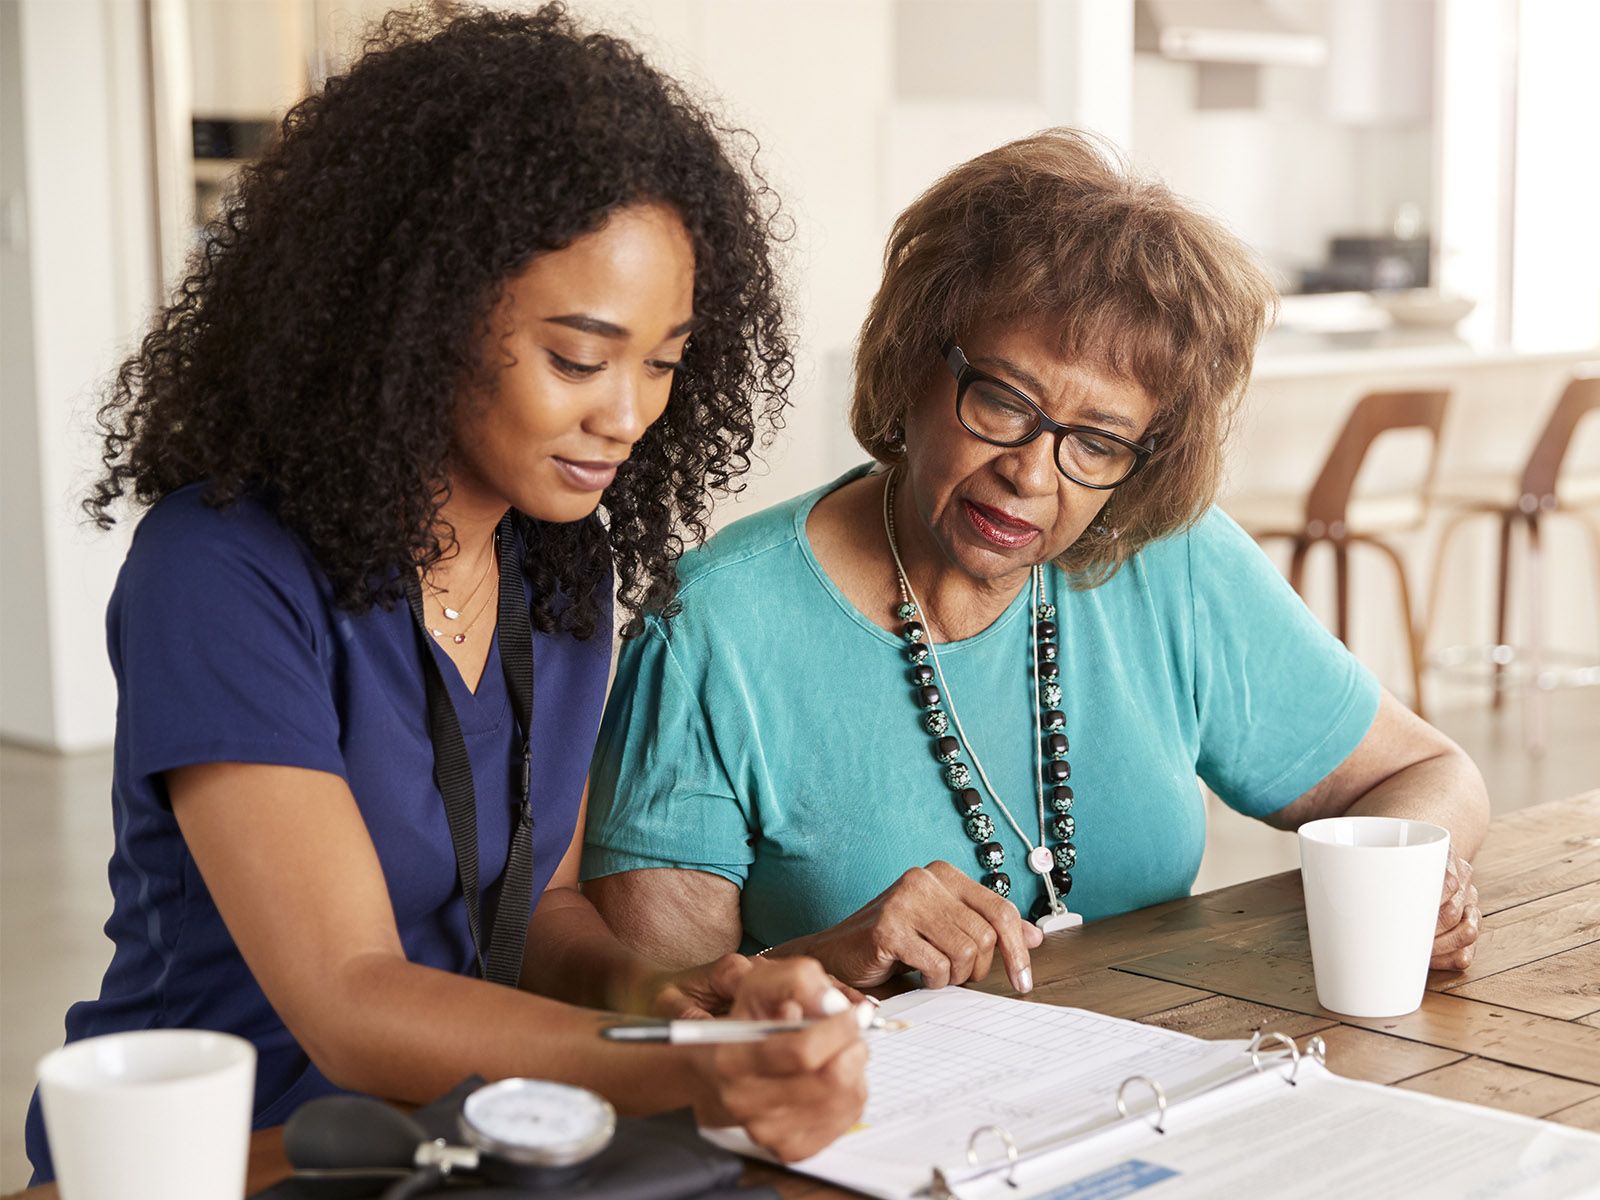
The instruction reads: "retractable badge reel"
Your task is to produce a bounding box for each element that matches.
[286,1078,615,1197]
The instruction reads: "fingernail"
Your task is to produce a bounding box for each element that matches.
[820,987,851,1015]
[1019,968,1033,994]
[855,1001,876,1030]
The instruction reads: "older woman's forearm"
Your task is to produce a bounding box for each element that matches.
[1341,747,1490,860]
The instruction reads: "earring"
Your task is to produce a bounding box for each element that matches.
[886,422,906,453]
[1090,505,1119,540]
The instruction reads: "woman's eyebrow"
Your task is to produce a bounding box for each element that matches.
[972,353,1048,397]
[543,314,701,339]
[1080,408,1138,433]
[973,353,1139,432]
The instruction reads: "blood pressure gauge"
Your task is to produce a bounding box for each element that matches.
[285,1076,616,1196]
[459,1078,616,1182]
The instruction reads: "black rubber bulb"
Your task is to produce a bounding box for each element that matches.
[284,1094,429,1171]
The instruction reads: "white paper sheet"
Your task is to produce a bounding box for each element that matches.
[704,986,1249,1199]
[948,1063,1600,1200]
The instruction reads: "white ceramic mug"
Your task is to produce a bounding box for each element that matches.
[1298,816,1450,1018]
[37,1029,256,1200]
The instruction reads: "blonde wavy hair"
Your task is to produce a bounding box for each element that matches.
[851,129,1277,586]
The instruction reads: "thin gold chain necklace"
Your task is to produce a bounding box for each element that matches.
[423,537,499,645]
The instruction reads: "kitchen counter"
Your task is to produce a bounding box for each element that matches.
[1251,330,1599,381]
[1229,328,1598,708]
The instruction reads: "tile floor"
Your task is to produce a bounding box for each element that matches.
[1,691,1596,1189]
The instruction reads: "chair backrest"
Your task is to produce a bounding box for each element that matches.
[1305,389,1450,530]
[1519,374,1600,502]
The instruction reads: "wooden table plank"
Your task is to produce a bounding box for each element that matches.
[1446,941,1600,1019]
[969,965,1212,1020]
[1141,994,1336,1041]
[1467,790,1600,915]
[1115,939,1600,1085]
[1296,1025,1466,1086]
[1546,1094,1600,1133]
[1396,1056,1600,1119]
[1445,881,1600,985]
[1020,894,1283,986]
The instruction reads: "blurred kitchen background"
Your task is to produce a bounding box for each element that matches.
[2,0,1597,1187]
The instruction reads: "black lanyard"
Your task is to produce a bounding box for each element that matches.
[404,512,535,987]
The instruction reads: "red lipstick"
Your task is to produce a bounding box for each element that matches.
[962,499,1040,549]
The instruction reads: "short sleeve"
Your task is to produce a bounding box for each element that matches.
[111,496,347,790]
[1189,510,1380,817]
[581,618,753,887]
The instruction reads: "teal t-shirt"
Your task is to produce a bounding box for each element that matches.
[583,465,1379,949]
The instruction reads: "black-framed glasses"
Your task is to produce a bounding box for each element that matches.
[942,341,1155,490]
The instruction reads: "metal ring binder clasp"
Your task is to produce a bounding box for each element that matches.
[965,1125,1021,1187]
[1115,1074,1168,1134]
[1248,1030,1304,1084]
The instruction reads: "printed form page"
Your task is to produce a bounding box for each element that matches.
[953,1062,1600,1200]
[705,986,1249,1199]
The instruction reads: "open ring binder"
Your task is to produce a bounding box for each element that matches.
[963,1126,1021,1186]
[934,1028,1323,1196]
[1114,1075,1168,1134]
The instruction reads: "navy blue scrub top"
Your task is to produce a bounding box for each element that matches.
[25,485,612,1183]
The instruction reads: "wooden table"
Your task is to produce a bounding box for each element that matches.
[13,792,1598,1199]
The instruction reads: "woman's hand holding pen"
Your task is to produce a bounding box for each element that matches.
[636,952,869,1020]
[685,956,868,1162]
[772,861,1043,994]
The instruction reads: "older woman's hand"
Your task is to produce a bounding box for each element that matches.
[1432,850,1480,971]
[782,861,1043,994]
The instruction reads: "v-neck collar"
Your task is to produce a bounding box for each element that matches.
[421,620,509,735]
[792,463,1036,653]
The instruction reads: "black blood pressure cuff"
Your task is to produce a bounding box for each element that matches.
[252,1077,776,1200]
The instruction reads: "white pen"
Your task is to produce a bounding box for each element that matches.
[601,992,908,1049]
[601,997,906,1044]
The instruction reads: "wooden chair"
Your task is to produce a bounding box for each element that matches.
[1226,389,1451,717]
[1424,374,1600,749]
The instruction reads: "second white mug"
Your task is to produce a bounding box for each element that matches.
[1298,816,1449,1018]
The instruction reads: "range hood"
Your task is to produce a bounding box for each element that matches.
[1135,0,1327,67]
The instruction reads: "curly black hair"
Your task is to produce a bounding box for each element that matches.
[87,3,791,639]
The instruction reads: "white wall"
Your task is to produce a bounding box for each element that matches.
[0,0,153,751]
[1508,0,1600,351]
[0,0,56,747]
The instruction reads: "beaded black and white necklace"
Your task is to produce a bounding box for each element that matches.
[883,471,1083,931]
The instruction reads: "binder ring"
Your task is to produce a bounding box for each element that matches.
[1248,1031,1303,1084]
[965,1125,1021,1187]
[1115,1074,1168,1134]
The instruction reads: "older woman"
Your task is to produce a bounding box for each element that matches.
[582,130,1488,997]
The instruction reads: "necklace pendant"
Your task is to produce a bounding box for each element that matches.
[452,633,467,645]
[1035,908,1083,933]
[443,607,461,621]
[1026,845,1055,875]
[429,627,445,639]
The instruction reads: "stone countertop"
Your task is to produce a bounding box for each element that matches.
[1250,330,1599,382]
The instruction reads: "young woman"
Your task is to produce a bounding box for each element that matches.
[24,7,864,1181]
